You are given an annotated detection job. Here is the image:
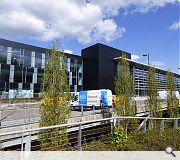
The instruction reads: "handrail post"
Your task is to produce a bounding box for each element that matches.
[92,105,95,114]
[110,119,113,131]
[173,119,178,130]
[81,106,83,116]
[24,108,27,124]
[21,132,24,151]
[33,108,35,122]
[20,132,24,160]
[160,119,164,131]
[25,134,31,151]
[0,107,1,127]
[143,119,147,133]
[78,124,82,151]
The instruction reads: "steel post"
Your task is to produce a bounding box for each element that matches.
[78,124,82,151]
[143,120,147,133]
[25,135,31,151]
[173,119,178,130]
[93,105,95,114]
[160,119,164,131]
[110,120,112,131]
[21,132,24,151]
[81,106,83,116]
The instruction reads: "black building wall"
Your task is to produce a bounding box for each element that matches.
[82,43,131,93]
[82,44,99,90]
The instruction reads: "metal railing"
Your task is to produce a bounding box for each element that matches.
[0,96,173,127]
[0,105,113,127]
[0,116,179,152]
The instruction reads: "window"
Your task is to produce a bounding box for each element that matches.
[11,48,22,66]
[35,52,42,68]
[42,53,45,68]
[23,83,30,90]
[26,67,34,83]
[24,50,32,67]
[14,65,23,82]
[37,68,44,83]
[0,45,7,63]
[0,82,5,91]
[34,83,41,93]
[74,95,78,101]
[0,64,10,82]
[10,83,18,90]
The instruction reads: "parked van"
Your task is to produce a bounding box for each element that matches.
[158,91,180,100]
[70,89,112,107]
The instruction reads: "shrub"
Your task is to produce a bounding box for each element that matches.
[83,135,116,151]
[81,128,180,151]
[111,125,127,150]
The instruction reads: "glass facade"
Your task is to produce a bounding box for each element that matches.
[116,61,180,96]
[0,39,83,98]
[131,65,180,96]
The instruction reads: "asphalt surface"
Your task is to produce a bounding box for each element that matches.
[0,98,147,127]
[0,103,111,127]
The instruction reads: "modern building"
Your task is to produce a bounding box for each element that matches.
[115,58,180,96]
[0,38,179,98]
[0,39,83,98]
[82,43,180,95]
[82,43,131,92]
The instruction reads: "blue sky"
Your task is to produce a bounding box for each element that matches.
[0,0,179,73]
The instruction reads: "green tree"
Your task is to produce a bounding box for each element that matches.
[114,53,136,134]
[146,67,162,128]
[166,70,179,118]
[39,40,71,150]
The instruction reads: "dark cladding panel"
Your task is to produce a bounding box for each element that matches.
[82,44,99,90]
[98,44,131,93]
[82,43,131,93]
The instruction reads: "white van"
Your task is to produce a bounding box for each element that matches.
[158,91,180,100]
[70,89,112,107]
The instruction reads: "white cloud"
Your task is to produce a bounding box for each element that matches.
[0,0,176,44]
[0,0,123,44]
[91,19,126,42]
[170,21,180,31]
[64,49,73,54]
[150,61,165,67]
[90,0,177,16]
[131,54,140,61]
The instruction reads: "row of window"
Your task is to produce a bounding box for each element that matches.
[0,64,43,83]
[0,63,83,86]
[133,67,180,93]
[0,48,45,68]
[0,45,83,70]
[0,82,82,93]
[0,82,40,92]
[0,44,83,92]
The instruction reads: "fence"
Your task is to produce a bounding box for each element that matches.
[0,104,113,127]
[0,116,179,152]
[0,95,172,127]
